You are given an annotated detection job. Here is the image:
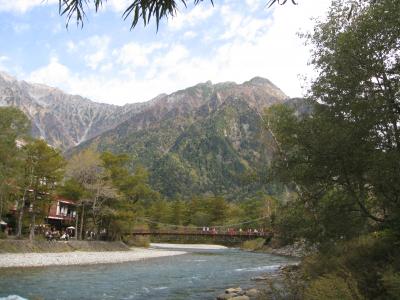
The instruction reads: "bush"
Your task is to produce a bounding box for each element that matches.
[382,270,400,300]
[304,273,362,300]
[123,235,150,248]
[241,238,265,251]
[300,232,400,299]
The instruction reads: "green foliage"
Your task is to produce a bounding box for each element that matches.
[382,270,400,299]
[21,139,66,239]
[265,1,400,299]
[241,238,265,251]
[274,188,367,246]
[299,232,400,299]
[0,107,30,217]
[58,178,86,201]
[304,273,362,300]
[268,0,400,246]
[101,151,159,204]
[64,150,159,240]
[71,85,283,200]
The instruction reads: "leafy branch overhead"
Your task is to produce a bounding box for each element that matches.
[58,0,298,30]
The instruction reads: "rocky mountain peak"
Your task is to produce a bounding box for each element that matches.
[246,76,274,86]
[0,70,288,153]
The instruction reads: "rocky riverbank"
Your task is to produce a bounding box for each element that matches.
[216,287,260,300]
[0,247,186,268]
[261,240,309,258]
[216,262,301,299]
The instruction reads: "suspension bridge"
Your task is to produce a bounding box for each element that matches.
[131,217,273,242]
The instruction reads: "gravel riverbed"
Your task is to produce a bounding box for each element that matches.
[0,248,186,268]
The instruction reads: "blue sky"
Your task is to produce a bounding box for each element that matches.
[0,0,331,105]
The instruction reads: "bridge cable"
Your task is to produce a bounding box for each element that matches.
[134,216,270,230]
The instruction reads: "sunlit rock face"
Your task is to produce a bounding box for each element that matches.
[0,71,138,150]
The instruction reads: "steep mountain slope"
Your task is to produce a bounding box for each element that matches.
[0,71,142,150]
[74,77,288,199]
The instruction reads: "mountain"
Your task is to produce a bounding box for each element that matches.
[0,71,144,150]
[73,77,289,199]
[0,71,289,199]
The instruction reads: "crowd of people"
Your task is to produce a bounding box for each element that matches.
[45,228,74,241]
[201,227,267,236]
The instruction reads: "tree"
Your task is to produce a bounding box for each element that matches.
[263,1,400,298]
[17,139,65,239]
[100,152,158,239]
[0,107,30,221]
[101,152,159,204]
[66,149,104,239]
[267,0,400,245]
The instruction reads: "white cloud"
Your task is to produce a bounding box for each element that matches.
[100,63,113,73]
[107,0,131,13]
[83,35,111,70]
[183,31,198,39]
[0,0,57,13]
[245,0,261,11]
[168,4,215,31]
[114,42,165,68]
[28,57,71,88]
[64,36,111,70]
[24,0,332,105]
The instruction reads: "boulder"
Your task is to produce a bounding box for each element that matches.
[217,293,237,300]
[225,287,243,294]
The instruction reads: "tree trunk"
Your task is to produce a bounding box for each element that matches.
[17,192,27,238]
[75,211,79,239]
[79,204,85,240]
[18,166,35,238]
[29,213,35,241]
[0,194,3,220]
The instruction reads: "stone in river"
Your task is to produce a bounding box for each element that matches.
[217,293,237,300]
[230,296,250,300]
[225,287,243,294]
[245,288,259,298]
[250,276,268,281]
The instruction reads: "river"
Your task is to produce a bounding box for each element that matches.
[0,245,295,300]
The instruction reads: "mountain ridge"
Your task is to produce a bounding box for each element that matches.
[0,70,289,199]
[0,70,288,150]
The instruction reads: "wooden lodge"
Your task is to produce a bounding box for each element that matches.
[46,197,77,230]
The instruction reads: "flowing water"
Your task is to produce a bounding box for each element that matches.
[0,245,295,300]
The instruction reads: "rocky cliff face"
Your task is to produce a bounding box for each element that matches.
[0,71,289,199]
[0,71,141,150]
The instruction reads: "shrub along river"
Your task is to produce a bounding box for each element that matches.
[0,245,296,300]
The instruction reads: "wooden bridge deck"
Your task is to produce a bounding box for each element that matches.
[131,230,271,238]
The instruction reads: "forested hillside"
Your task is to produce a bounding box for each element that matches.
[72,78,289,199]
